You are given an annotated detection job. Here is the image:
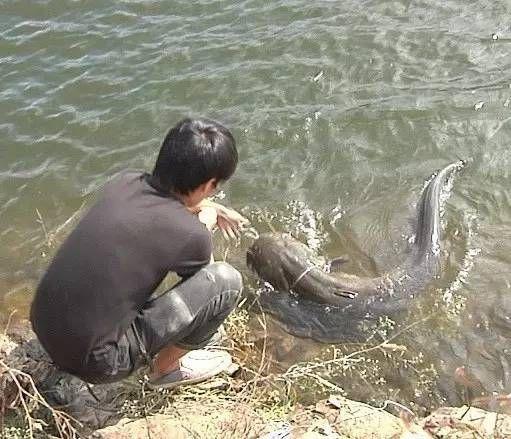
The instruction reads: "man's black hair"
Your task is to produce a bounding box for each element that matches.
[151,118,238,194]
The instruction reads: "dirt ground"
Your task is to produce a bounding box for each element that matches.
[3,318,511,439]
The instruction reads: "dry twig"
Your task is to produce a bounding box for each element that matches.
[0,360,81,438]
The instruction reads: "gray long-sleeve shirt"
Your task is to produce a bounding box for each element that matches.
[30,171,212,374]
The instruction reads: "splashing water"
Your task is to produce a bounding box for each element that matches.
[244,200,327,253]
[284,200,327,252]
[442,212,480,314]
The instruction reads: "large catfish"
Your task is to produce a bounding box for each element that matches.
[246,162,464,343]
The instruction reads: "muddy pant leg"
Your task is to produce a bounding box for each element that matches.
[135,262,242,359]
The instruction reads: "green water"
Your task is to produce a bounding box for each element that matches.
[2,0,511,411]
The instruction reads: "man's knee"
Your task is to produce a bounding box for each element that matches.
[205,262,243,293]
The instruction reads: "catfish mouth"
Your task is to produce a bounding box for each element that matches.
[246,237,284,272]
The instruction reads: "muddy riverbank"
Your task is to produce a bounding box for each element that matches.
[2,317,511,438]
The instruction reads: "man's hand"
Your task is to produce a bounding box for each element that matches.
[195,199,249,239]
[216,206,249,240]
[197,206,218,231]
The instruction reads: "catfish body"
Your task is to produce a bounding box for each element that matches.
[246,162,464,342]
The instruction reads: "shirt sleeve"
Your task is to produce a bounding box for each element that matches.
[171,228,212,278]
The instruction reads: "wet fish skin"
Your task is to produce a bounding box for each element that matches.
[246,161,464,341]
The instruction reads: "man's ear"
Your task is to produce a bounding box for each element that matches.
[203,178,218,195]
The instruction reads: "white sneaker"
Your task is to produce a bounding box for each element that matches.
[148,349,232,390]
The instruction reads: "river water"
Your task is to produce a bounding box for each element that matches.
[1,0,511,413]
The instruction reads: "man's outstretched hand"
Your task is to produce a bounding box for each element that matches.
[216,206,249,240]
[194,200,249,239]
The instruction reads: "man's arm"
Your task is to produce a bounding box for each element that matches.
[197,206,217,263]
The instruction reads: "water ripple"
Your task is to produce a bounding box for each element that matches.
[1,0,511,408]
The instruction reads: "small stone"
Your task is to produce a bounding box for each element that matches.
[492,33,498,40]
[326,395,344,409]
[474,101,485,110]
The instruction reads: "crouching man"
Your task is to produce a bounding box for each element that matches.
[30,118,247,389]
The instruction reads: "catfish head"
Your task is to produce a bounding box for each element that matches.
[247,233,360,304]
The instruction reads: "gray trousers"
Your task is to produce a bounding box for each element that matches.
[81,262,242,384]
